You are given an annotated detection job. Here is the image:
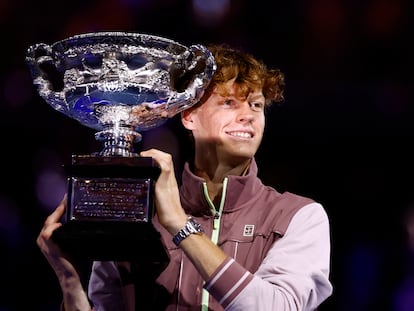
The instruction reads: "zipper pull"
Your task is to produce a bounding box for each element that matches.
[213,211,220,229]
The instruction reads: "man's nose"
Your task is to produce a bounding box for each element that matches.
[237,102,255,122]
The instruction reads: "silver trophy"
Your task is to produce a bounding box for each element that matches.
[26,32,216,261]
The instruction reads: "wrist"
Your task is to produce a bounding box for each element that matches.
[162,214,188,236]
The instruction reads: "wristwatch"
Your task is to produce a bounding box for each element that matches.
[172,217,204,246]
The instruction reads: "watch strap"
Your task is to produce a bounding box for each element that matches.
[172,217,204,246]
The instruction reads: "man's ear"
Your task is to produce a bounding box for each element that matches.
[181,109,196,130]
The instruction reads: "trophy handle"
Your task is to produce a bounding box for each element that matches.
[26,43,69,114]
[169,44,216,114]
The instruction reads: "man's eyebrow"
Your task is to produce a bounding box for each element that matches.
[249,94,265,101]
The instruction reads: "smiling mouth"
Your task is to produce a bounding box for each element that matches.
[227,131,253,139]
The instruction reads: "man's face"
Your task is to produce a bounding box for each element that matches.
[183,81,266,161]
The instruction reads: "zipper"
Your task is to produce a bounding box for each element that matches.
[201,177,228,311]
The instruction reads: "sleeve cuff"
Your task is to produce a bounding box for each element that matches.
[204,257,254,308]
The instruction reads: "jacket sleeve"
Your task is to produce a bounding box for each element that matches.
[88,261,127,311]
[204,202,333,311]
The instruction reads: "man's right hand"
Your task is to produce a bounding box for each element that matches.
[37,195,92,311]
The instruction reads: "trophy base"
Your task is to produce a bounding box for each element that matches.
[52,221,170,264]
[54,154,168,264]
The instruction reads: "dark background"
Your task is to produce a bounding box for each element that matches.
[1,0,414,310]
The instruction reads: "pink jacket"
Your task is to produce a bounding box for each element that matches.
[88,159,333,310]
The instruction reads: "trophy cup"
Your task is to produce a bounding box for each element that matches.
[26,32,216,262]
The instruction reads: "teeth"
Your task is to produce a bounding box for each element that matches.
[229,132,252,138]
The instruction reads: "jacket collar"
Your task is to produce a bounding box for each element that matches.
[179,158,268,215]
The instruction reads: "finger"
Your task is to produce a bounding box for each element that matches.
[38,222,63,241]
[140,148,165,160]
[140,149,174,172]
[44,194,67,226]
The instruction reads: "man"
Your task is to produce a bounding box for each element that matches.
[37,43,333,310]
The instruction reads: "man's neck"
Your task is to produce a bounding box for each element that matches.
[194,158,251,181]
[193,159,251,203]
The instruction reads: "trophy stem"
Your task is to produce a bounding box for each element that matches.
[95,125,142,157]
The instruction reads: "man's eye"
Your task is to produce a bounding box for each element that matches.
[250,102,264,111]
[223,99,233,107]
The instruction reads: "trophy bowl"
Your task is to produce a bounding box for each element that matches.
[26,32,216,261]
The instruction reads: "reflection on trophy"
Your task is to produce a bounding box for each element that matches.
[26,32,216,262]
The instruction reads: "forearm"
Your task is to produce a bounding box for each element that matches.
[56,270,91,311]
[61,281,91,311]
[46,257,91,311]
[178,231,227,280]
[38,198,91,310]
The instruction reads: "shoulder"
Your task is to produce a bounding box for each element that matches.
[292,201,329,223]
[279,191,315,205]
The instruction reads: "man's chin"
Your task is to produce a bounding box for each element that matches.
[225,151,255,162]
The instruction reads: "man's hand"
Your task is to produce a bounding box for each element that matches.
[140,149,188,235]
